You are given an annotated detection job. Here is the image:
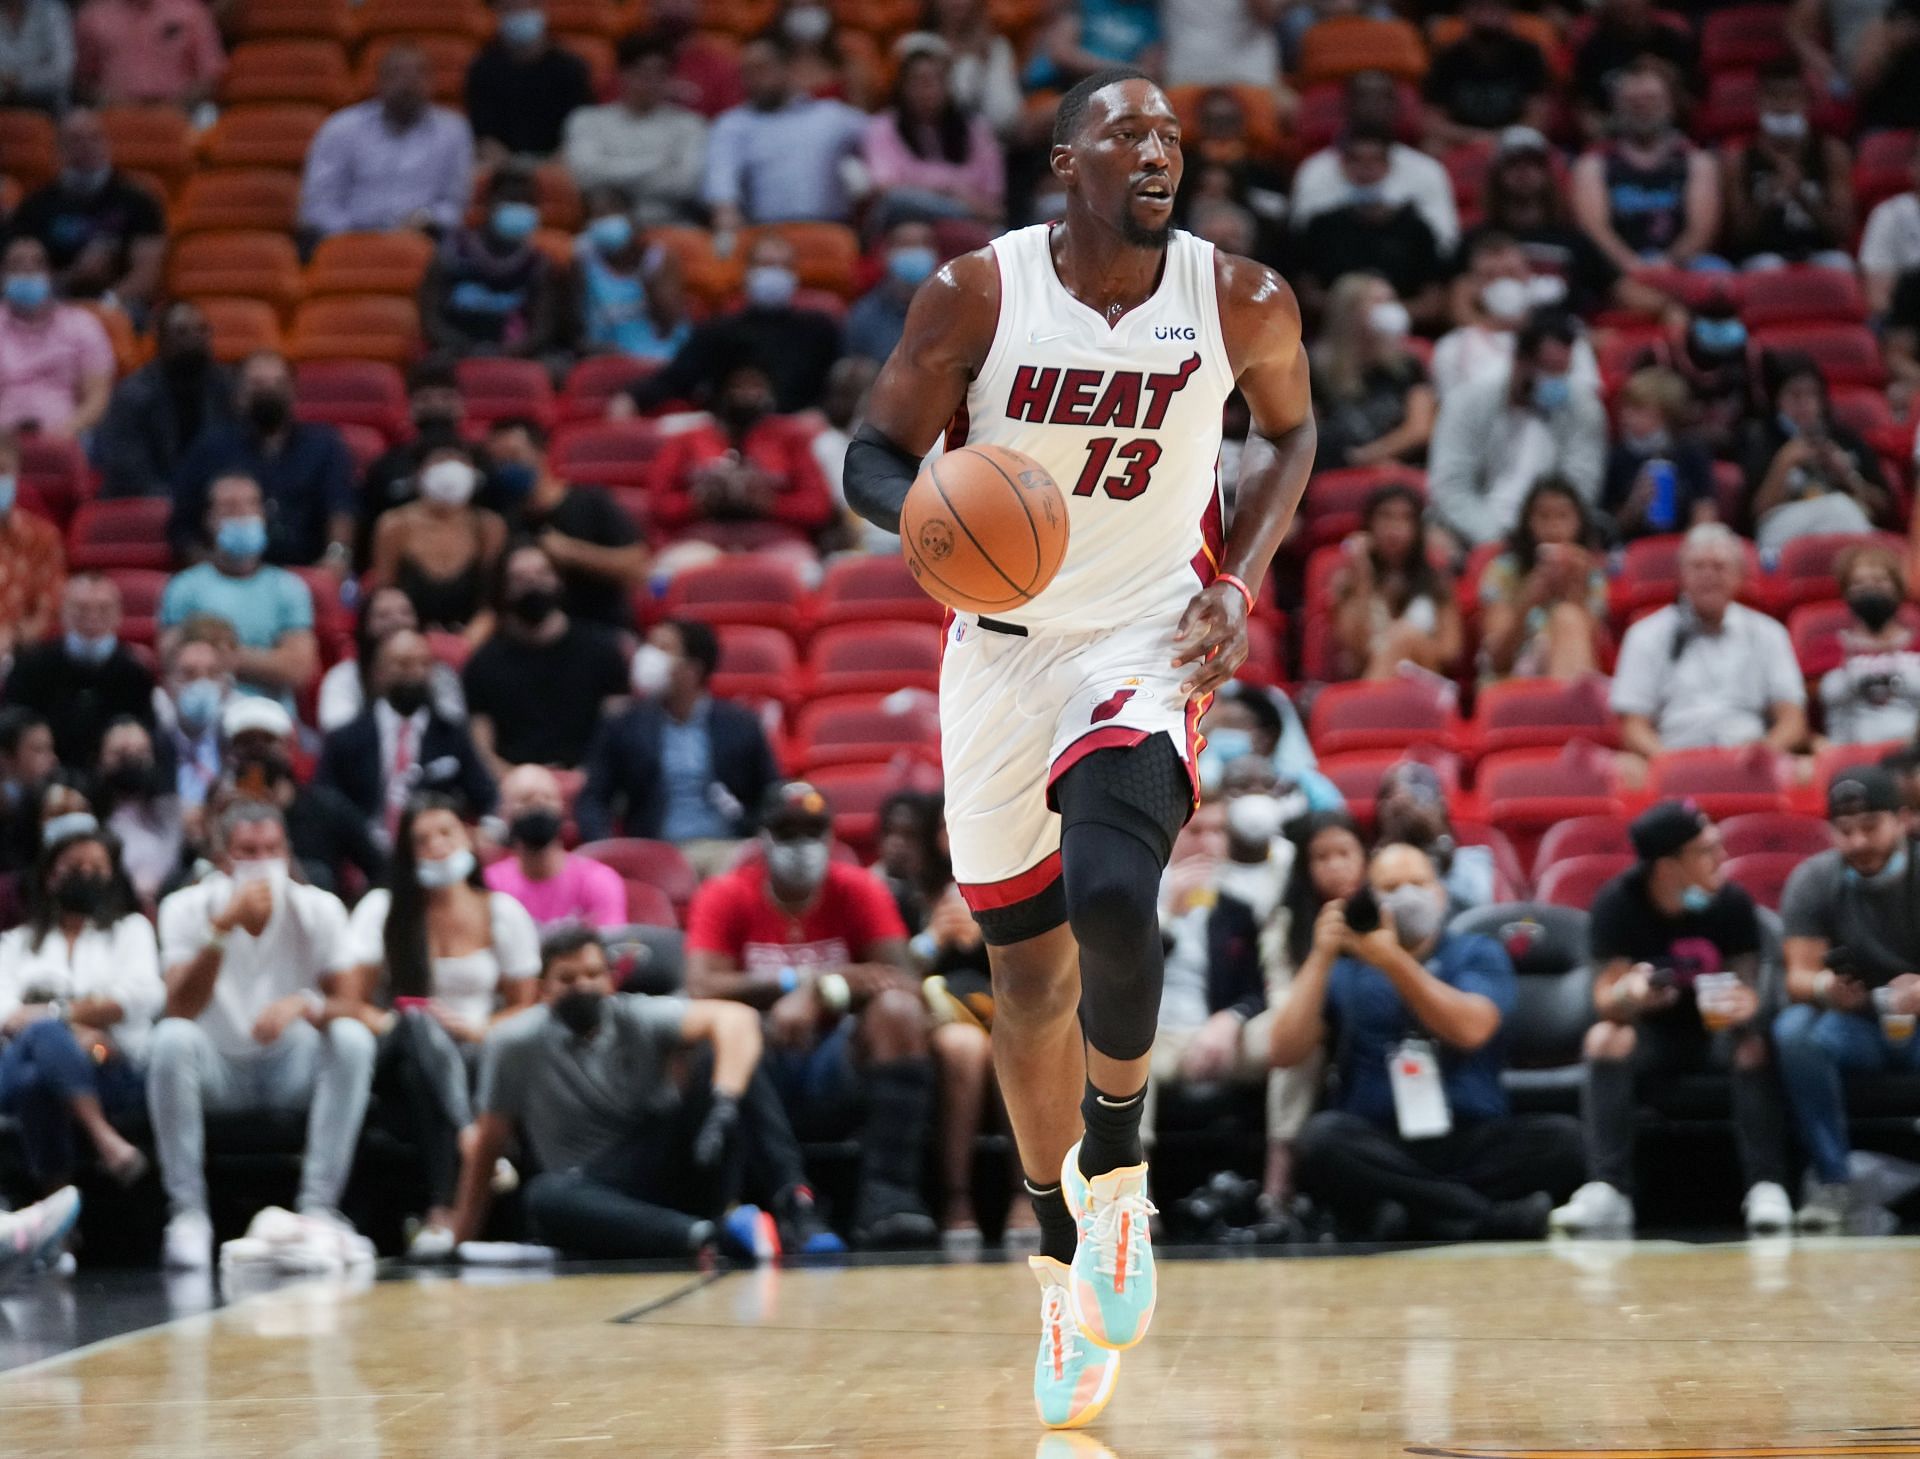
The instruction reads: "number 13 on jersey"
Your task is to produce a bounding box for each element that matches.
[1071,437,1163,501]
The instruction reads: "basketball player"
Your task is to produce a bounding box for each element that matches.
[843,70,1315,1426]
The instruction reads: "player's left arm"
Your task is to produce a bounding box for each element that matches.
[1172,256,1316,697]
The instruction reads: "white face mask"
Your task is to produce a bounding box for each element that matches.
[631,643,675,697]
[416,847,477,889]
[419,459,478,507]
[1526,273,1567,305]
[1367,300,1411,342]
[1225,792,1287,846]
[231,856,289,887]
[1759,110,1808,140]
[1380,882,1446,949]
[1480,276,1531,322]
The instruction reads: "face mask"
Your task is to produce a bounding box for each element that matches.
[510,807,563,849]
[744,265,798,309]
[419,458,478,507]
[508,587,560,627]
[416,846,476,889]
[52,870,109,915]
[41,812,99,847]
[765,836,830,893]
[588,213,634,254]
[1225,792,1286,846]
[245,391,291,434]
[1480,276,1530,322]
[1367,300,1411,341]
[175,678,224,731]
[887,246,938,287]
[61,166,111,195]
[552,987,606,1037]
[102,758,155,798]
[1532,374,1571,412]
[0,475,14,514]
[1759,111,1807,140]
[65,631,116,664]
[1527,273,1567,305]
[385,679,431,716]
[1347,183,1387,209]
[216,515,268,561]
[783,4,833,41]
[492,461,537,501]
[1848,843,1910,887]
[498,8,546,45]
[230,856,289,886]
[1381,882,1445,949]
[632,642,675,696]
[1691,316,1747,355]
[1848,589,1901,634]
[1680,884,1713,913]
[491,201,541,243]
[1197,726,1255,794]
[4,273,51,311]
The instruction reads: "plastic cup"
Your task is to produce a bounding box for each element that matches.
[1696,972,1742,1032]
[1873,986,1915,1044]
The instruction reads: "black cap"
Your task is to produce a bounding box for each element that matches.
[1630,799,1711,862]
[1828,767,1901,820]
[761,781,831,836]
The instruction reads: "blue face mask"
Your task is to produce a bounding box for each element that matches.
[1691,317,1746,354]
[215,515,268,561]
[491,201,541,243]
[497,8,546,45]
[175,678,223,731]
[1532,374,1571,412]
[744,265,797,309]
[1197,726,1256,794]
[0,474,15,514]
[887,245,937,287]
[1680,884,1713,913]
[587,213,634,254]
[1846,844,1910,887]
[492,461,537,501]
[1776,412,1803,438]
[4,273,51,312]
[65,632,116,664]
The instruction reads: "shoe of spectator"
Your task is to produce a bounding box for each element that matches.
[491,1158,520,1195]
[1030,1256,1120,1430]
[1549,1181,1635,1238]
[1063,1144,1157,1352]
[164,1211,214,1271]
[773,1184,846,1256]
[854,1183,938,1250]
[1796,1178,1852,1233]
[0,1186,80,1285]
[1743,1182,1794,1236]
[1479,1192,1554,1241]
[1003,1222,1044,1256]
[941,1224,984,1259]
[718,1204,781,1263]
[405,1221,458,1263]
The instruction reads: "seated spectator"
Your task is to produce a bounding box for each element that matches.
[1023,0,1162,90]
[314,627,497,844]
[92,301,232,499]
[0,823,158,1190]
[484,766,626,930]
[1331,483,1464,681]
[158,474,319,703]
[1571,62,1726,275]
[578,619,779,871]
[1421,0,1551,152]
[1551,801,1793,1237]
[572,194,693,363]
[564,34,707,224]
[1430,310,1606,548]
[1882,743,1920,812]
[0,432,65,660]
[369,443,506,636]
[929,0,1024,138]
[1294,130,1447,327]
[9,110,162,312]
[6,574,151,766]
[1189,195,1277,275]
[316,585,465,735]
[357,359,478,539]
[421,166,567,364]
[1478,475,1608,682]
[344,794,539,1257]
[1661,294,1752,459]
[147,803,373,1271]
[1603,367,1716,538]
[845,220,939,365]
[1435,233,1599,401]
[876,789,948,935]
[0,707,57,875]
[703,31,866,231]
[74,0,222,108]
[1308,272,1434,471]
[783,4,879,108]
[1854,0,1920,132]
[1570,0,1699,128]
[686,782,938,1247]
[1375,759,1497,913]
[298,44,476,240]
[92,718,180,902]
[1741,352,1890,552]
[169,353,354,570]
[1179,94,1290,261]
[1859,137,1920,315]
[1291,72,1459,253]
[1273,842,1585,1240]
[489,417,648,632]
[449,924,841,1259]
[1195,681,1345,812]
[462,542,628,775]
[1820,543,1920,746]
[646,360,837,549]
[863,39,1004,231]
[1611,523,1808,756]
[1725,62,1855,272]
[153,616,236,815]
[221,695,385,898]
[0,237,112,437]
[464,0,592,163]
[0,0,74,112]
[1161,0,1282,87]
[1774,768,1920,1231]
[621,232,844,415]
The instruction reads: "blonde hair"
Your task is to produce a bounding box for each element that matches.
[1313,272,1392,401]
[1619,366,1692,428]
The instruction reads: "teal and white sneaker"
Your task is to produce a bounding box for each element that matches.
[1030,1256,1120,1429]
[1061,1143,1157,1352]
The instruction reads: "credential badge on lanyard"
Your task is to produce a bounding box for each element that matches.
[1388,1038,1452,1140]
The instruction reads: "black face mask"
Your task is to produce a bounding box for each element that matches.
[552,988,605,1036]
[102,759,156,799]
[511,807,563,849]
[385,679,431,716]
[1849,589,1901,634]
[508,588,560,627]
[164,345,211,378]
[52,872,109,916]
[246,391,292,433]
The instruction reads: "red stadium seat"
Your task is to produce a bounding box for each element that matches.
[108,568,170,647]
[1473,676,1619,757]
[710,624,801,703]
[1739,267,1868,329]
[1610,533,1763,625]
[66,499,173,572]
[804,760,944,859]
[293,360,409,441]
[1853,130,1918,218]
[661,554,811,636]
[1788,598,1920,677]
[576,839,699,914]
[1723,851,1804,911]
[336,422,390,475]
[806,622,943,700]
[1316,748,1463,831]
[1717,812,1834,859]
[1239,612,1287,687]
[550,421,664,493]
[1700,3,1792,72]
[1536,852,1634,909]
[1452,820,1531,901]
[1299,465,1426,552]
[1293,79,1424,152]
[1478,746,1626,854]
[1647,747,1790,818]
[1307,675,1463,757]
[1532,814,1632,883]
[455,357,557,432]
[1750,323,1887,388]
[792,691,940,774]
[1802,739,1908,813]
[814,554,944,628]
[560,356,660,422]
[18,437,90,531]
[1695,68,1759,142]
[1761,532,1909,616]
[621,879,679,928]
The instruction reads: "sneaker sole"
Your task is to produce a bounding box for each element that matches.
[1038,1351,1121,1431]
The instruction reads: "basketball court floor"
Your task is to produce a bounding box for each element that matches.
[4,1239,1920,1457]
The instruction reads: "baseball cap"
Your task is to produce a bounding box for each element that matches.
[1630,799,1711,862]
[761,781,831,838]
[1497,125,1550,158]
[221,695,294,740]
[1828,767,1901,820]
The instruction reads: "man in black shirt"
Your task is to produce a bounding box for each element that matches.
[1295,132,1446,328]
[1422,0,1551,150]
[1550,800,1794,1237]
[487,417,648,631]
[92,301,234,499]
[464,0,594,160]
[8,109,164,312]
[5,574,155,767]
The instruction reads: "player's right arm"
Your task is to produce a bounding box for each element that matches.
[842,250,1000,535]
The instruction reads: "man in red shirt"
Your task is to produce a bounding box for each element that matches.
[686,781,937,1247]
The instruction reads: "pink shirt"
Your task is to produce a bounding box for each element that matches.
[484,853,628,930]
[862,112,1005,211]
[77,0,223,104]
[0,304,113,433]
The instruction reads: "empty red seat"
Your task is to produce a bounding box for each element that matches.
[1474,676,1619,757]
[1762,531,1909,616]
[1700,3,1791,72]
[1532,813,1632,883]
[1788,598,1920,677]
[1717,811,1833,859]
[1536,852,1634,909]
[455,357,557,431]
[1316,748,1463,830]
[1854,129,1918,217]
[1648,747,1789,817]
[807,622,943,700]
[1308,675,1463,757]
[108,567,170,646]
[18,436,90,530]
[813,554,943,628]
[576,839,699,914]
[1750,323,1887,388]
[551,420,663,492]
[1452,819,1531,900]
[560,356,659,421]
[1724,851,1804,910]
[661,554,810,636]
[1478,746,1625,853]
[1739,267,1868,329]
[621,879,679,928]
[792,691,940,774]
[805,760,944,859]
[293,359,409,441]
[710,624,801,703]
[67,499,173,572]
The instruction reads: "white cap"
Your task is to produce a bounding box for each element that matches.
[1497,125,1550,157]
[221,695,294,740]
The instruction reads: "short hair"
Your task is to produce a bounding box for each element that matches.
[1052,66,1157,148]
[617,29,676,69]
[486,161,538,203]
[1619,366,1692,425]
[495,538,560,611]
[1516,306,1579,358]
[489,415,549,448]
[0,706,47,758]
[664,618,719,682]
[1835,541,1907,598]
[214,798,285,849]
[1217,681,1283,740]
[1681,520,1743,563]
[1759,56,1805,86]
[1762,348,1825,404]
[171,613,239,658]
[540,922,605,973]
[407,357,459,394]
[1340,123,1394,151]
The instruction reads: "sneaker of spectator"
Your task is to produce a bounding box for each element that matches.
[1478,475,1609,684]
[9,109,163,314]
[8,573,156,768]
[1860,137,1920,315]
[1295,129,1448,328]
[1603,368,1716,540]
[317,586,463,736]
[1291,72,1459,253]
[92,301,232,500]
[368,441,506,638]
[704,29,867,233]
[1331,483,1465,681]
[1741,351,1890,553]
[1421,0,1552,153]
[863,38,1005,235]
[153,616,238,816]
[1726,63,1856,273]
[926,0,1024,140]
[0,0,74,113]
[421,165,568,367]
[573,191,694,364]
[846,219,938,364]
[298,43,475,240]
[563,34,708,225]
[1024,0,1162,93]
[0,431,66,663]
[1571,61,1727,277]
[0,1187,82,1287]
[0,707,58,880]
[1436,233,1599,401]
[1309,272,1435,470]
[484,765,626,930]
[1819,542,1920,746]
[1610,522,1809,760]
[223,694,386,898]
[92,717,182,904]
[465,0,594,164]
[1570,0,1700,130]
[74,0,223,110]
[0,237,113,439]
[1375,759,1496,914]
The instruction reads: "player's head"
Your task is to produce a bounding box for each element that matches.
[1049,68,1180,250]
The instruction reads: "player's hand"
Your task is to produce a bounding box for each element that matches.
[1172,581,1249,698]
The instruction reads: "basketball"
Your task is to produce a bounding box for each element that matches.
[899,444,1070,614]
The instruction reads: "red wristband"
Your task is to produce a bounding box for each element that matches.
[1215,572,1255,613]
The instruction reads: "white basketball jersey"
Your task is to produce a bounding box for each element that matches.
[951,223,1235,633]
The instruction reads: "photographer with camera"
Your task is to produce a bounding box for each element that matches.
[1272,843,1582,1240]
[1551,800,1794,1238]
[1773,768,1920,1232]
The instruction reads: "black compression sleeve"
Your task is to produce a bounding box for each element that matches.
[843,424,922,535]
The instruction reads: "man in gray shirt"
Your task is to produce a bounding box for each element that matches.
[451,926,841,1259]
[1773,768,1920,1231]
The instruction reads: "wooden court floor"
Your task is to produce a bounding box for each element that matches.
[4,1240,1920,1458]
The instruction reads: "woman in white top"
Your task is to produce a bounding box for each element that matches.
[0,826,162,1190]
[345,795,539,1254]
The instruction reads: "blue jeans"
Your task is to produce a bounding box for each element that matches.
[1772,1003,1920,1182]
[0,1019,144,1184]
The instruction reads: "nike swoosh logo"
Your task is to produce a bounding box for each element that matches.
[1028,330,1072,344]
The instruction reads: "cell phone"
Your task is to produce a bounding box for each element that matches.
[1646,966,1679,992]
[1344,887,1381,935]
[394,996,431,1012]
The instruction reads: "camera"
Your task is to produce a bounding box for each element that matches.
[1344,886,1381,935]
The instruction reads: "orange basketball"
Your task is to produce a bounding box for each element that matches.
[900,444,1070,614]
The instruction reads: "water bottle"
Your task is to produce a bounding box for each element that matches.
[1645,459,1678,532]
